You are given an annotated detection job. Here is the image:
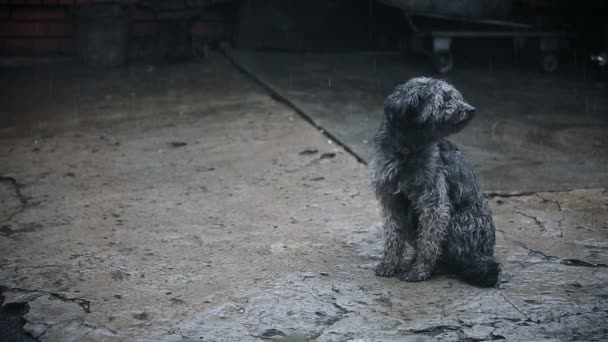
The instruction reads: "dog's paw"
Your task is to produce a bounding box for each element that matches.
[402,264,431,282]
[374,262,398,277]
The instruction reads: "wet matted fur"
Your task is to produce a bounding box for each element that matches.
[369,77,500,287]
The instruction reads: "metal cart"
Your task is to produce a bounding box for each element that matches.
[380,0,574,73]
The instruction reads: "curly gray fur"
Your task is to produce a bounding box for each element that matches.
[370,77,500,287]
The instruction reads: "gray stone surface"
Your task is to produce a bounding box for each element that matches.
[0,54,607,341]
[0,289,90,341]
[225,50,608,192]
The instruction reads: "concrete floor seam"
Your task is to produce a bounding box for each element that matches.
[222,48,369,166]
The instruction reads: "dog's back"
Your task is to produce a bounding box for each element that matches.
[437,139,500,287]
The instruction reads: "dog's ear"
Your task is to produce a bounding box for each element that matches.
[384,87,421,124]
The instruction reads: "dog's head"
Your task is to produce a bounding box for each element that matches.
[384,77,475,145]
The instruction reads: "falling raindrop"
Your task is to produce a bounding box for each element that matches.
[48,75,53,97]
[74,84,80,125]
[131,92,137,129]
[373,55,377,73]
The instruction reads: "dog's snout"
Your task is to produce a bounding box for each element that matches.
[464,105,476,115]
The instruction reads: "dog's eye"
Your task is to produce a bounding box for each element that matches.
[442,108,454,119]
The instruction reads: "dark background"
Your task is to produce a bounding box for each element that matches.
[0,0,607,57]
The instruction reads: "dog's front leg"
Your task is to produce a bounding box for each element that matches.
[375,210,406,277]
[403,178,450,282]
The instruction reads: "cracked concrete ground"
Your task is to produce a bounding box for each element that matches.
[1,54,607,341]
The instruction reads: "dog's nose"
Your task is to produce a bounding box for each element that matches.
[464,106,476,115]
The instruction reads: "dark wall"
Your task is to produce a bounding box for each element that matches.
[0,0,230,57]
[235,0,404,52]
[513,0,608,53]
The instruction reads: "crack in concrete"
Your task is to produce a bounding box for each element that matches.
[30,318,106,342]
[0,286,91,314]
[535,193,563,212]
[484,189,578,198]
[486,188,608,199]
[0,285,35,341]
[525,249,559,262]
[496,229,559,262]
[494,228,607,329]
[407,325,462,334]
[0,176,28,223]
[44,291,89,314]
[0,285,95,341]
[32,321,64,341]
[309,298,352,340]
[485,191,540,198]
[399,324,464,339]
[0,222,43,238]
[498,229,607,270]
[497,290,533,323]
[474,323,508,341]
[0,176,28,206]
[514,211,546,232]
[331,300,349,315]
[560,258,608,268]
[248,328,309,341]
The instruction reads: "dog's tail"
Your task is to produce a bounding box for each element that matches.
[459,256,501,287]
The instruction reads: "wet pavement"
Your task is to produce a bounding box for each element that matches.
[0,53,607,341]
[225,50,608,192]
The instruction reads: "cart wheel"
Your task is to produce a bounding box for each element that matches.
[433,51,454,73]
[540,53,559,73]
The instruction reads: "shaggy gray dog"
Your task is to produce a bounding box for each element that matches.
[370,77,500,287]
